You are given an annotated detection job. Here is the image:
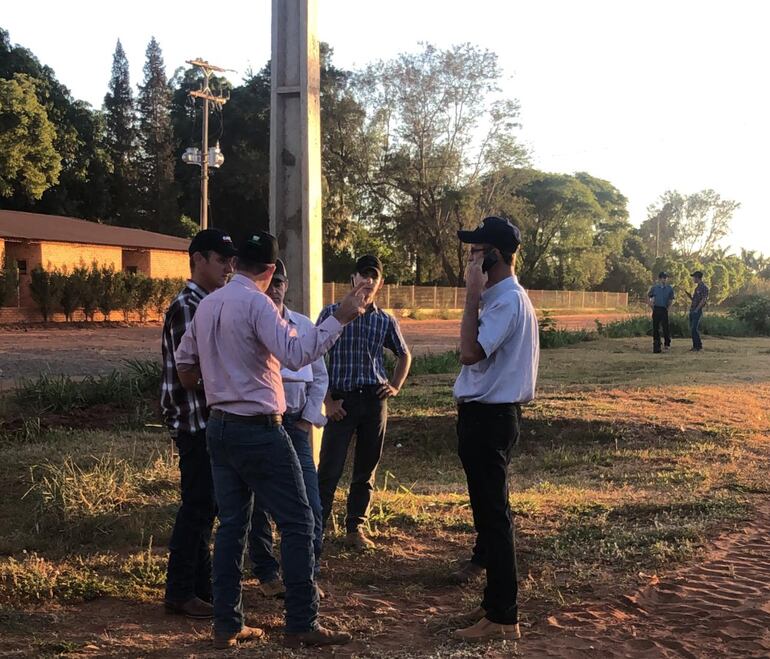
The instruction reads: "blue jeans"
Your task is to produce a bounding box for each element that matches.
[689,309,703,349]
[206,413,319,635]
[249,415,323,581]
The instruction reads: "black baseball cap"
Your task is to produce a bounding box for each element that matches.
[272,258,288,282]
[237,231,279,264]
[355,254,383,277]
[188,229,237,257]
[691,270,704,278]
[458,216,521,252]
[658,271,669,278]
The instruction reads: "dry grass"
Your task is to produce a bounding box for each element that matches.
[0,336,769,656]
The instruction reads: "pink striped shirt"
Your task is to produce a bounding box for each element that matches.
[175,274,343,416]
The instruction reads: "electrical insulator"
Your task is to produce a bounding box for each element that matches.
[181,147,202,165]
[208,145,225,168]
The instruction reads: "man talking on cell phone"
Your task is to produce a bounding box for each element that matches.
[450,216,540,643]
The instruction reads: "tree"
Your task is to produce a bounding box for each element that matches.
[104,40,139,226]
[641,190,740,260]
[137,38,178,233]
[0,73,61,199]
[355,43,528,285]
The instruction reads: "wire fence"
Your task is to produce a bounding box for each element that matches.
[322,283,628,310]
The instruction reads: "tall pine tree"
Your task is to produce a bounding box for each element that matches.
[137,37,178,234]
[103,39,139,227]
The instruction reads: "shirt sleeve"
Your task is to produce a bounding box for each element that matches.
[301,355,329,427]
[477,299,517,359]
[316,305,333,326]
[174,313,199,366]
[255,297,343,371]
[384,314,409,357]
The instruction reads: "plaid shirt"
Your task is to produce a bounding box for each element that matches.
[161,281,208,434]
[317,302,408,391]
[690,282,709,311]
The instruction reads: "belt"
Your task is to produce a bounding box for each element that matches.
[331,384,381,398]
[210,409,283,426]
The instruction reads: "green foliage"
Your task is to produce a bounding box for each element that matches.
[96,265,119,320]
[539,312,593,348]
[28,266,59,322]
[0,263,19,307]
[14,360,161,412]
[0,73,61,199]
[137,37,178,234]
[50,266,83,321]
[729,296,770,334]
[80,263,100,321]
[597,313,757,338]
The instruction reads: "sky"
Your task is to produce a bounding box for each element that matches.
[3,0,768,254]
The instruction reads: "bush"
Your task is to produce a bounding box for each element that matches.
[29,266,60,322]
[597,312,756,338]
[96,265,119,321]
[729,296,770,334]
[80,264,100,321]
[0,265,19,307]
[52,267,86,322]
[539,312,593,349]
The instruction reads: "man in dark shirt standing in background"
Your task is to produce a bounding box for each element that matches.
[687,270,709,351]
[317,255,412,550]
[648,272,675,353]
[160,229,236,619]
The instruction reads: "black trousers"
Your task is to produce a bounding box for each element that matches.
[317,388,387,533]
[457,401,520,625]
[165,429,217,603]
[652,306,671,351]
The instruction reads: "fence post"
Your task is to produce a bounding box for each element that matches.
[386,284,391,309]
[331,281,335,303]
[568,291,572,308]
[582,290,586,308]
[604,291,608,308]
[411,284,416,308]
[453,286,458,308]
[433,285,438,309]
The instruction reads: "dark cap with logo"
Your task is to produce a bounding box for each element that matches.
[272,258,288,282]
[458,216,521,253]
[355,254,383,277]
[237,231,279,264]
[188,229,237,257]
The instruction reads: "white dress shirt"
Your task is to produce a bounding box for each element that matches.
[453,275,539,404]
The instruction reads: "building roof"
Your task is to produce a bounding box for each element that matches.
[0,210,190,252]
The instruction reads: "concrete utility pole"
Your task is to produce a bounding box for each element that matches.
[186,60,228,230]
[269,0,323,320]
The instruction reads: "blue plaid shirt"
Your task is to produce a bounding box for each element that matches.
[317,302,408,390]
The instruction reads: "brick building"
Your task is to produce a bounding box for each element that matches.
[0,210,190,312]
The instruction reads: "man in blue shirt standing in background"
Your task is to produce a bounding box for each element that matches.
[648,272,674,353]
[317,255,412,550]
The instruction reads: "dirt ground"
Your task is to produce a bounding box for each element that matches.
[0,313,634,386]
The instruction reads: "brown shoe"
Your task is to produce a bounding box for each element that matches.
[258,578,285,598]
[283,625,352,648]
[454,617,521,642]
[448,606,487,628]
[213,625,264,650]
[448,561,484,584]
[164,596,213,619]
[343,529,375,550]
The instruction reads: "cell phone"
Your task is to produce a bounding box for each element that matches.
[481,248,498,273]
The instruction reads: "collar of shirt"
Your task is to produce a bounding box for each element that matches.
[230,273,259,291]
[482,276,518,306]
[283,307,297,325]
[185,279,208,300]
